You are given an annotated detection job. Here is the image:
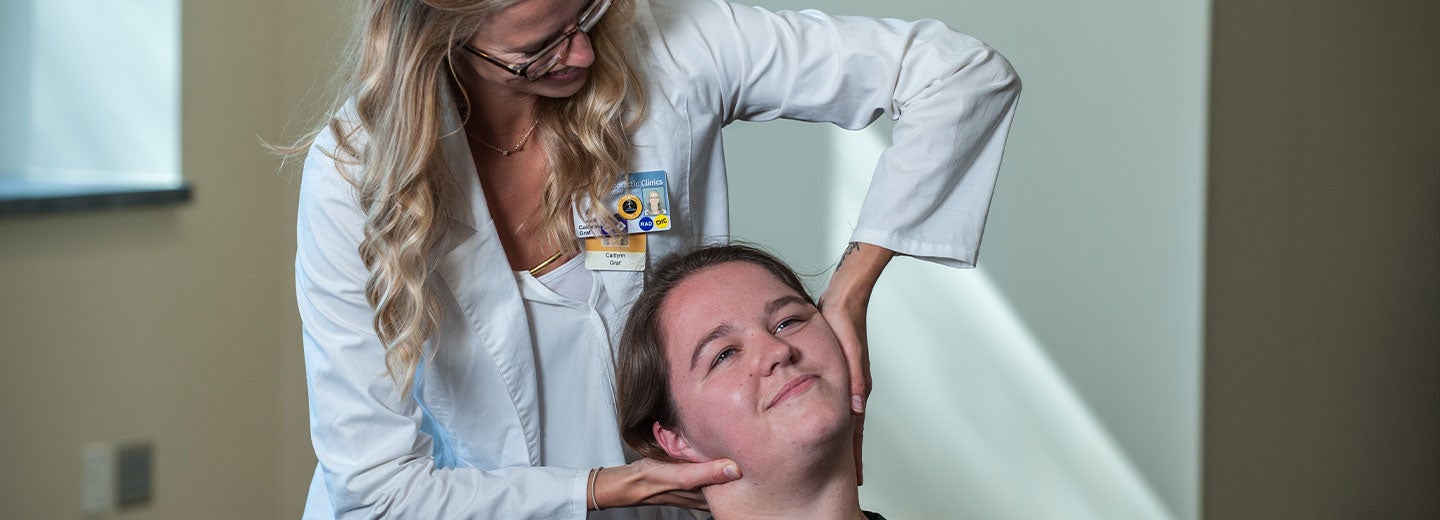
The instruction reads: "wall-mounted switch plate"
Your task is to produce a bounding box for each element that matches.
[82,440,155,516]
[82,443,114,515]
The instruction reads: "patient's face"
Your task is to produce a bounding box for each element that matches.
[658,261,852,466]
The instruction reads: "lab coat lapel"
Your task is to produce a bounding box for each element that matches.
[433,94,544,467]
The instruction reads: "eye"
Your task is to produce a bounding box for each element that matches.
[511,40,549,58]
[709,346,738,369]
[774,317,803,334]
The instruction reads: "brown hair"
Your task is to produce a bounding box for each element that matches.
[616,244,814,461]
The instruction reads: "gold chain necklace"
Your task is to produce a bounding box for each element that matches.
[468,119,540,157]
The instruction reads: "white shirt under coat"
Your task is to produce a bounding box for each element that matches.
[296,0,1021,518]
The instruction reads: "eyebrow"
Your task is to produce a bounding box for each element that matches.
[514,25,565,52]
[689,323,732,372]
[765,295,810,318]
[511,0,588,51]
[685,294,811,372]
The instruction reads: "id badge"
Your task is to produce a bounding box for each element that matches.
[584,233,646,271]
[574,170,673,237]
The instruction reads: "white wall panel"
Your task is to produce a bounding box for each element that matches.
[725,0,1207,517]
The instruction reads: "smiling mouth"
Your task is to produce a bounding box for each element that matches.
[547,67,585,80]
[767,375,818,409]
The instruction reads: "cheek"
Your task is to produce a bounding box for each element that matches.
[677,377,757,453]
[800,329,846,367]
[694,380,751,423]
[721,379,752,411]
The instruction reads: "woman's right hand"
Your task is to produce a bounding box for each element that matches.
[592,457,742,511]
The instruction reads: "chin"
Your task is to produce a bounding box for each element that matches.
[728,414,853,475]
[784,401,855,449]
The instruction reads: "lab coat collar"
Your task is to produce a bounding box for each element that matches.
[432,87,546,467]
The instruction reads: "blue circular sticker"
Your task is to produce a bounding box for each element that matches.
[638,216,654,231]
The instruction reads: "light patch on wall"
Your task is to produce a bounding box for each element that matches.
[829,126,1177,519]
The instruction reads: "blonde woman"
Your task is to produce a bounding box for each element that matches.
[289,0,1020,517]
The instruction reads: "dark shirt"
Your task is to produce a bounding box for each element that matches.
[708,511,886,520]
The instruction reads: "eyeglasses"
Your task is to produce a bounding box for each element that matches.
[461,0,612,81]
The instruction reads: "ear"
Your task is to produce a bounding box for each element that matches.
[653,421,705,462]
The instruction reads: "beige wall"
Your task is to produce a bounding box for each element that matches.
[0,0,337,517]
[1206,1,1440,518]
[4,0,1438,518]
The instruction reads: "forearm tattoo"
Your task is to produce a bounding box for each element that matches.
[835,242,861,272]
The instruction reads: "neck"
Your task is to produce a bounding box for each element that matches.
[702,431,866,520]
[452,68,538,139]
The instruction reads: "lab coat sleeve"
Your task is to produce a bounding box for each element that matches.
[295,124,588,520]
[657,0,1021,267]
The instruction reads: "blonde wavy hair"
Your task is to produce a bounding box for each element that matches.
[278,0,647,395]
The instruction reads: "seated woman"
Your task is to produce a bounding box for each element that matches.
[616,245,884,520]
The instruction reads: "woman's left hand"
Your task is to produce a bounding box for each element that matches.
[818,242,893,486]
[593,457,740,511]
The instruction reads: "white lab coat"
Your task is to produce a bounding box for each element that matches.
[296,0,1020,518]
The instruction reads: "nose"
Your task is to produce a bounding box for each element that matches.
[561,31,595,69]
[756,334,799,377]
